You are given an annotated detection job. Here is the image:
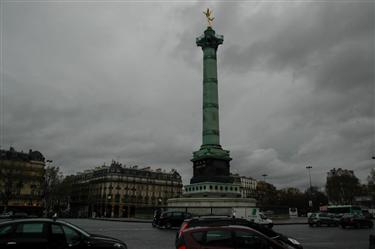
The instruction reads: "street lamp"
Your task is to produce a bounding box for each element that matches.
[306,166,313,210]
[306,166,312,191]
[262,174,268,182]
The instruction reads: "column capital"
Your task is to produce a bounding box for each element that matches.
[196,27,224,49]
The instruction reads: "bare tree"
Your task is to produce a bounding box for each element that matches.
[43,166,63,216]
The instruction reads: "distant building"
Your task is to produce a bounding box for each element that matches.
[0,147,45,215]
[70,161,183,218]
[232,174,258,198]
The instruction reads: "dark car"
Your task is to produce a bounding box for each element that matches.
[155,211,192,229]
[0,218,127,249]
[176,225,291,249]
[0,212,30,220]
[176,216,302,249]
[308,212,338,227]
[340,214,373,229]
[0,213,12,219]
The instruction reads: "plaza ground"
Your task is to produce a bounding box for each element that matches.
[64,218,373,249]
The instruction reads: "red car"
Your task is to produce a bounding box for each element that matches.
[176,225,291,249]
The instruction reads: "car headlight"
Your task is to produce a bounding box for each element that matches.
[113,242,126,249]
[288,238,300,245]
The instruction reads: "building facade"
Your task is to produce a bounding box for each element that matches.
[233,175,258,199]
[0,147,45,215]
[70,161,183,218]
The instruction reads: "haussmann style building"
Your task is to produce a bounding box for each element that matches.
[0,147,45,215]
[70,161,183,218]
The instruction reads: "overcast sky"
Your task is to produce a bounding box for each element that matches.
[1,1,374,189]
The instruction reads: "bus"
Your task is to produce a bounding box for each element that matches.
[327,205,362,215]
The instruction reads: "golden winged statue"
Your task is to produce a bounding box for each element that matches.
[203,8,215,27]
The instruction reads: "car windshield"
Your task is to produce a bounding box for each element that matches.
[58,221,91,237]
[259,214,267,219]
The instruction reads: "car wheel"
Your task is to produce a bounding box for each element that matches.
[309,223,313,227]
[341,224,346,229]
[316,221,321,227]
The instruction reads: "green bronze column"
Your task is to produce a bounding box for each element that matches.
[191,26,232,184]
[198,28,222,146]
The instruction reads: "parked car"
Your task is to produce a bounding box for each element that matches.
[0,218,128,249]
[340,214,373,229]
[0,212,28,220]
[308,212,338,227]
[176,216,302,249]
[176,225,291,249]
[11,212,29,219]
[0,212,12,219]
[154,211,192,229]
[362,210,373,219]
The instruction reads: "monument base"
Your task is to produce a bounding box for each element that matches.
[167,197,256,216]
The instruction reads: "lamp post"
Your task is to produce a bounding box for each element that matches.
[262,174,268,182]
[306,166,313,210]
[306,166,312,191]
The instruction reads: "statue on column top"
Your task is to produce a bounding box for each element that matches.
[203,8,215,27]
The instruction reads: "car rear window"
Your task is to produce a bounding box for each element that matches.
[191,231,205,243]
[205,230,233,247]
[16,223,44,233]
[192,219,232,227]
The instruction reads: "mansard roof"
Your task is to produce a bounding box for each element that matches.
[0,147,45,162]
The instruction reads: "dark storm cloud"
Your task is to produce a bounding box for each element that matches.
[1,2,374,188]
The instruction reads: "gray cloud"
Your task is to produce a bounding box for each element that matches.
[1,2,374,188]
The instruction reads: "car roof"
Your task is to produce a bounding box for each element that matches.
[0,218,91,237]
[187,217,248,222]
[0,218,75,226]
[0,218,56,225]
[184,225,259,233]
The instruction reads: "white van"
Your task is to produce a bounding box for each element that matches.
[232,208,273,228]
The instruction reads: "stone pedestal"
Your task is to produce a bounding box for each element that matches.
[167,197,256,216]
